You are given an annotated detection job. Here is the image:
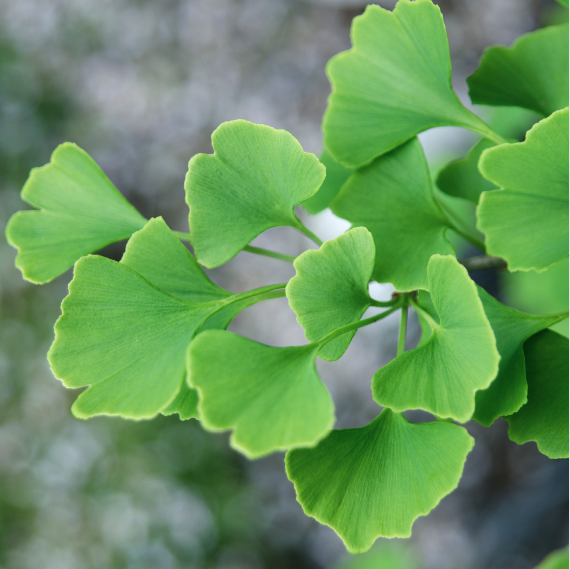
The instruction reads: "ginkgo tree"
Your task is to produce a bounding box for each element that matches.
[5,0,569,557]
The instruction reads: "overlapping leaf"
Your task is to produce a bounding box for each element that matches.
[468,24,569,117]
[188,331,334,458]
[48,255,224,420]
[286,409,474,553]
[322,0,498,167]
[373,255,499,422]
[506,330,569,459]
[331,138,453,291]
[302,150,354,214]
[286,228,375,361]
[534,547,570,569]
[185,120,325,268]
[161,380,200,421]
[477,108,569,272]
[5,143,146,283]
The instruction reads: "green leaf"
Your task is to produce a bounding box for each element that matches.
[472,288,566,426]
[161,379,200,421]
[185,120,325,268]
[535,547,570,569]
[5,143,146,284]
[467,24,569,117]
[322,0,499,168]
[302,150,354,214]
[477,108,569,272]
[556,0,569,6]
[286,228,375,361]
[331,138,453,291]
[436,138,497,204]
[188,330,334,458]
[506,330,569,459]
[48,255,224,420]
[373,255,499,422]
[286,409,474,553]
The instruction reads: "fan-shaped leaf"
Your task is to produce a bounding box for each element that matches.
[185,120,325,268]
[5,143,146,283]
[161,380,200,421]
[48,256,225,420]
[302,150,354,214]
[286,409,474,553]
[188,331,334,459]
[467,24,569,117]
[472,288,566,426]
[286,228,375,361]
[477,108,569,272]
[373,255,499,422]
[322,0,499,168]
[506,330,569,459]
[331,138,453,291]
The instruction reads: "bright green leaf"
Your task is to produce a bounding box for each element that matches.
[161,379,200,421]
[436,138,497,203]
[332,545,416,569]
[373,255,499,422]
[5,143,146,284]
[286,409,474,553]
[477,108,569,272]
[48,256,223,420]
[535,547,570,569]
[467,24,569,117]
[188,330,334,459]
[506,330,569,459]
[472,288,566,426]
[286,228,375,361]
[322,0,499,168]
[556,0,569,6]
[302,150,354,214]
[185,120,325,268]
[331,138,453,291]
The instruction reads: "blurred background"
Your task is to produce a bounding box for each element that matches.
[0,0,568,568]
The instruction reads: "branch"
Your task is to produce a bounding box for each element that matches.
[459,255,507,271]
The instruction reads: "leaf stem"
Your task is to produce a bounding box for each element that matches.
[226,282,288,305]
[459,255,507,271]
[293,216,323,246]
[408,296,438,330]
[462,111,509,146]
[243,245,296,263]
[173,230,191,242]
[370,298,398,308]
[397,305,408,356]
[316,299,404,348]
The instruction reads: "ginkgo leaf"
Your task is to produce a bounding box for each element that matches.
[286,409,474,553]
[161,379,200,421]
[322,0,501,168]
[467,24,569,117]
[48,255,224,420]
[471,288,566,426]
[477,108,569,272]
[331,138,454,291]
[188,330,334,459]
[436,139,497,203]
[5,143,146,284]
[535,547,569,569]
[373,255,499,422]
[286,228,375,361]
[302,150,354,214]
[506,330,569,459]
[185,120,325,268]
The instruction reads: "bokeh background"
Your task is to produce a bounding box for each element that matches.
[0,1,568,568]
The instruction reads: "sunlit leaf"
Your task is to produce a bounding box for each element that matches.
[472,288,566,426]
[322,0,498,168]
[188,331,334,458]
[286,228,375,361]
[302,150,354,214]
[48,256,224,420]
[534,547,570,569]
[468,24,569,117]
[161,380,200,421]
[477,108,569,272]
[506,330,569,459]
[185,120,325,268]
[5,143,146,284]
[286,409,474,553]
[373,255,499,422]
[436,139,497,203]
[332,544,416,569]
[331,138,453,291]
